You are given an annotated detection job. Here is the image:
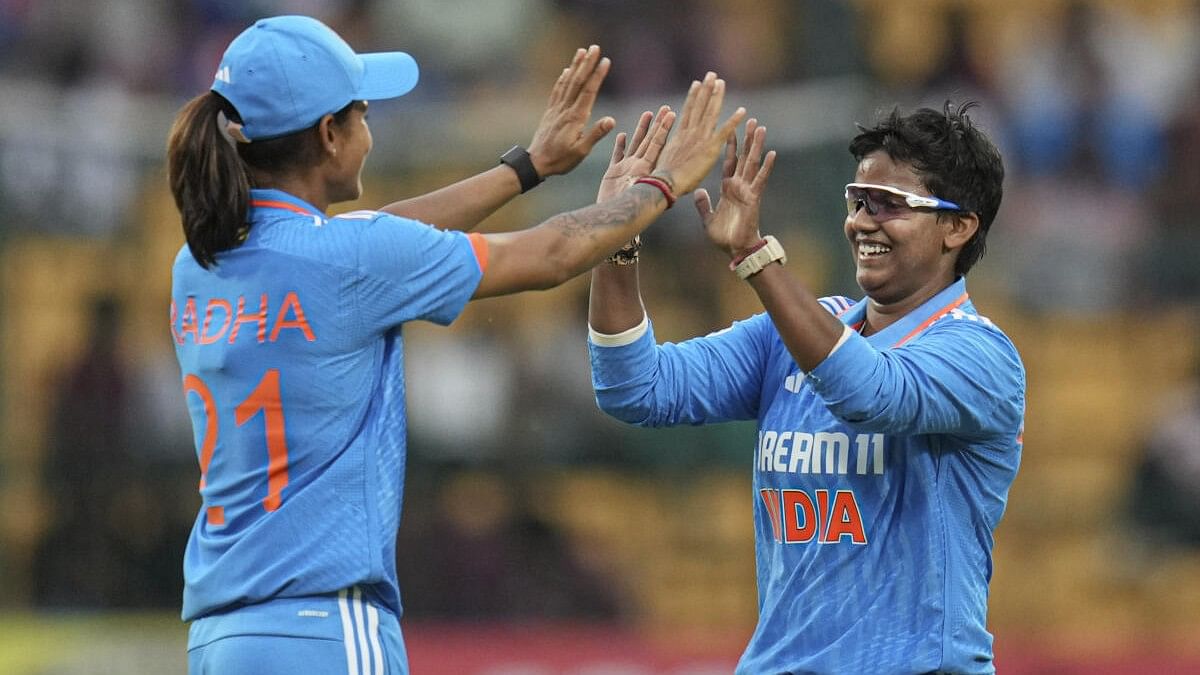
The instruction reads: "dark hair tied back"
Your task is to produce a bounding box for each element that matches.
[166,92,250,269]
[166,95,362,268]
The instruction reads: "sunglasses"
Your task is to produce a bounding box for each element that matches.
[845,183,962,219]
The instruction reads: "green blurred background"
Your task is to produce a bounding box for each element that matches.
[2,0,1200,673]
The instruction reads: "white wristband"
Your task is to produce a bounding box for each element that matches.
[731,235,787,280]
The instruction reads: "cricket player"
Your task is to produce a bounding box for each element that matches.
[589,102,1024,674]
[167,14,745,674]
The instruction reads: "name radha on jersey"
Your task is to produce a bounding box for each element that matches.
[170,291,316,345]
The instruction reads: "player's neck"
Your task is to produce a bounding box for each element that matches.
[251,171,330,214]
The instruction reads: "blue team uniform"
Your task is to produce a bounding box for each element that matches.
[171,188,483,673]
[589,278,1025,674]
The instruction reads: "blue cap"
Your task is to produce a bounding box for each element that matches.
[211,15,419,141]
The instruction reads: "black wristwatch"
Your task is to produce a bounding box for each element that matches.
[499,145,543,193]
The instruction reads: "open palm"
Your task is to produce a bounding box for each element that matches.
[695,119,777,257]
[596,106,675,202]
[528,46,616,177]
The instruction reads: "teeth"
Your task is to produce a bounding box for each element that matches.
[859,243,891,257]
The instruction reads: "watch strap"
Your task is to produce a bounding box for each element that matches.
[499,145,543,193]
[731,235,787,280]
[606,235,642,266]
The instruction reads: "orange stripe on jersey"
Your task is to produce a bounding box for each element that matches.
[893,292,969,348]
[251,199,315,215]
[468,232,489,274]
[207,505,225,526]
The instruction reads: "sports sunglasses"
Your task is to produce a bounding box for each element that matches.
[845,183,962,219]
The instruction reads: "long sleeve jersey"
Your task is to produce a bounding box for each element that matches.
[589,278,1025,674]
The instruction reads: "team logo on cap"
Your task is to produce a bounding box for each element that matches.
[214,66,232,84]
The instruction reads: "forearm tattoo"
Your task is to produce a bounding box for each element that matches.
[548,185,660,241]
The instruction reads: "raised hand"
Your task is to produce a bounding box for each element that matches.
[653,72,747,198]
[527,46,616,178]
[596,106,676,203]
[694,119,778,257]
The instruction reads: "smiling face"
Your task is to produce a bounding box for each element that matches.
[845,151,969,314]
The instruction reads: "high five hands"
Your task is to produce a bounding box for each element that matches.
[695,118,777,257]
[527,46,616,178]
[598,72,770,247]
[652,72,747,198]
[533,50,772,248]
[597,105,675,203]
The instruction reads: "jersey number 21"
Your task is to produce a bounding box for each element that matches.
[182,369,291,526]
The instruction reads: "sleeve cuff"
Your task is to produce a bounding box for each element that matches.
[826,324,855,360]
[589,312,649,347]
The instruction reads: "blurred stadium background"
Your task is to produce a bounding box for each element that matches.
[2,0,1200,673]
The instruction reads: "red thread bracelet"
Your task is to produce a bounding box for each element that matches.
[729,238,770,269]
[634,176,676,209]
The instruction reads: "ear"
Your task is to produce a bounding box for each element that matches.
[943,211,979,252]
[316,114,339,157]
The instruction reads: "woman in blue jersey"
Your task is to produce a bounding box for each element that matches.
[588,103,1024,674]
[166,14,746,675]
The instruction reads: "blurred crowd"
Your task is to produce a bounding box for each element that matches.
[1,0,1198,631]
[4,0,1199,304]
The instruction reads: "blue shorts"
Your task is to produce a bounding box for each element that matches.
[188,587,406,675]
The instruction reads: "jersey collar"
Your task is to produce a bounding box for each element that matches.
[840,277,971,348]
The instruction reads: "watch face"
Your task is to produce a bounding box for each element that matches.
[501,146,527,163]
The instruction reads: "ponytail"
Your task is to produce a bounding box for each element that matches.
[166,92,249,269]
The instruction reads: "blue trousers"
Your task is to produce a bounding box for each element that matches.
[188,588,406,674]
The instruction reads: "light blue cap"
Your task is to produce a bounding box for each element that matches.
[211,15,419,141]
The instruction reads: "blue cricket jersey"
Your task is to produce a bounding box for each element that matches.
[171,188,483,623]
[589,278,1025,674]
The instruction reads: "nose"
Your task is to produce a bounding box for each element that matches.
[846,209,881,234]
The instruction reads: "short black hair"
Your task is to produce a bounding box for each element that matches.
[849,101,1004,277]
